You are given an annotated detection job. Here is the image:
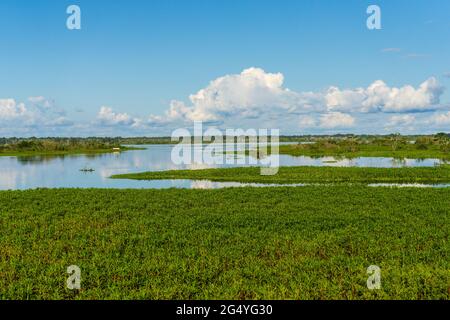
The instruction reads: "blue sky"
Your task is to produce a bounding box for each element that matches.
[0,0,449,136]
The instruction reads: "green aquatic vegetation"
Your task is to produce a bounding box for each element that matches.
[0,147,142,157]
[278,135,450,159]
[111,166,450,184]
[0,187,448,300]
[0,138,144,157]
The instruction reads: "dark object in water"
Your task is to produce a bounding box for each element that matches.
[80,168,95,172]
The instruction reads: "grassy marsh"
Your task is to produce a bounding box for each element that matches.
[111,166,450,184]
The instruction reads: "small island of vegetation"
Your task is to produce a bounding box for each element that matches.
[278,133,450,159]
[0,138,144,157]
[111,165,450,185]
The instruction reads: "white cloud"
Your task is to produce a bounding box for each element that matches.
[28,96,53,108]
[428,111,450,126]
[381,48,401,53]
[28,96,67,117]
[0,99,27,120]
[325,86,366,112]
[0,97,75,134]
[319,112,355,129]
[325,77,443,113]
[153,67,296,123]
[149,68,445,127]
[97,106,136,126]
[1,68,448,136]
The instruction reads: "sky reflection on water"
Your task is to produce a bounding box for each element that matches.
[0,144,447,190]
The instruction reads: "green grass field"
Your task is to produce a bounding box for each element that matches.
[111,165,450,184]
[1,187,449,299]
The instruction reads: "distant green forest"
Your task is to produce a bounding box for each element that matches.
[1,133,449,145]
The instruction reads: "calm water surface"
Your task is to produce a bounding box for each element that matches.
[0,144,447,190]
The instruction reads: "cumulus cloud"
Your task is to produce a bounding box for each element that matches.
[2,68,448,136]
[148,68,445,127]
[325,77,443,113]
[319,112,355,129]
[148,68,332,125]
[0,99,27,120]
[151,67,297,123]
[0,97,73,132]
[97,106,139,127]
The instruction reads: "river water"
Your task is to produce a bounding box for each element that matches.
[0,144,447,190]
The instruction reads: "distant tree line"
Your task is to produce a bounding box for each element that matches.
[0,133,448,152]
